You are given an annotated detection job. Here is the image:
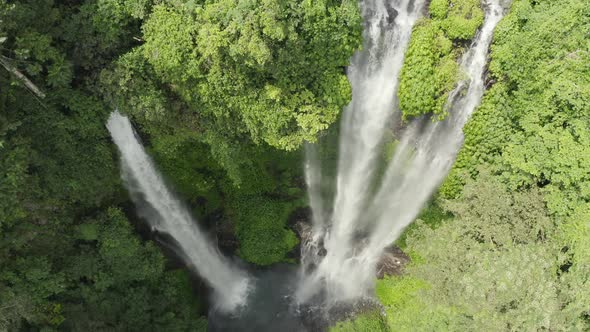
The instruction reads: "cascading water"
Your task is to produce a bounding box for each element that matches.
[364,0,507,256]
[106,111,250,313]
[298,0,427,303]
[300,144,327,275]
[105,0,508,327]
[300,0,508,305]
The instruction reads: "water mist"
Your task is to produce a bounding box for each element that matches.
[105,0,509,326]
[300,0,508,306]
[107,111,250,313]
[298,0,427,303]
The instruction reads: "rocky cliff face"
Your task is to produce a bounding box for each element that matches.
[294,220,411,279]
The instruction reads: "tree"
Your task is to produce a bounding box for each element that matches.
[403,170,569,330]
[60,209,206,331]
[440,9,590,325]
[0,1,209,329]
[398,0,483,119]
[102,0,363,184]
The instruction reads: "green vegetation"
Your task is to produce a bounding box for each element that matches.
[330,310,388,332]
[398,0,483,119]
[103,0,362,184]
[335,0,590,330]
[0,0,359,329]
[404,171,565,330]
[228,195,302,266]
[2,0,589,330]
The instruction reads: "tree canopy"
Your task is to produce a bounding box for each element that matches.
[0,0,361,329]
[337,0,590,330]
[2,0,589,330]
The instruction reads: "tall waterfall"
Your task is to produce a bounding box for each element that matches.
[106,111,250,312]
[299,0,507,304]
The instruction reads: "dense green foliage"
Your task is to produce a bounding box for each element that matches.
[228,195,301,265]
[102,0,362,184]
[398,0,483,119]
[338,0,590,330]
[2,0,589,330]
[0,1,210,329]
[443,0,590,325]
[330,310,388,332]
[404,172,567,330]
[0,0,360,330]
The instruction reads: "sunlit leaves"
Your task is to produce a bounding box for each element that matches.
[436,1,590,328]
[404,172,567,330]
[398,0,483,119]
[137,0,362,153]
[142,5,198,83]
[439,0,484,40]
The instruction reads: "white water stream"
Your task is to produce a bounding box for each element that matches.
[300,0,507,304]
[106,0,508,315]
[107,111,251,312]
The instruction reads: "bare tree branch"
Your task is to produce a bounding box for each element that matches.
[0,56,46,99]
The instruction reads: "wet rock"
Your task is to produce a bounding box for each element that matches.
[295,221,411,279]
[376,245,411,278]
[213,215,239,255]
[385,1,398,25]
[286,207,313,260]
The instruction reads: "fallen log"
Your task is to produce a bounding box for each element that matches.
[0,56,46,99]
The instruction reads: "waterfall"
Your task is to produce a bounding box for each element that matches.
[105,0,508,317]
[299,0,427,303]
[364,0,507,255]
[300,0,508,305]
[106,111,251,312]
[305,143,326,235]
